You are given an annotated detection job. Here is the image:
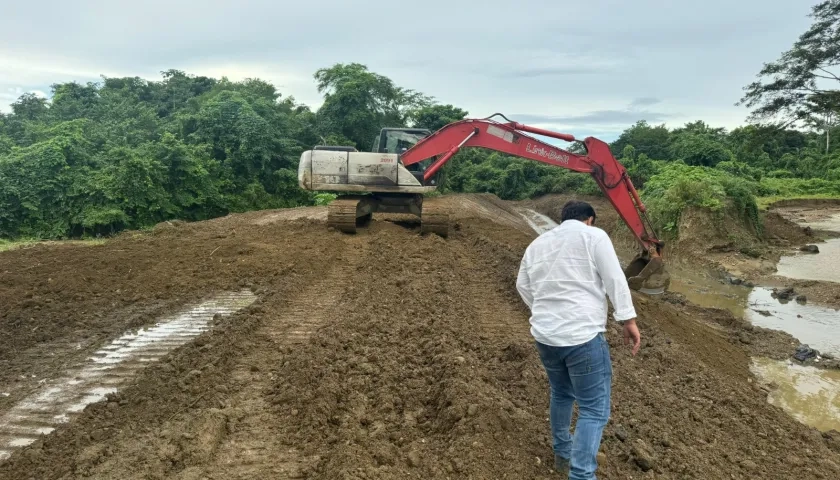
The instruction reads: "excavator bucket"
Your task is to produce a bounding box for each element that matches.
[623,252,671,295]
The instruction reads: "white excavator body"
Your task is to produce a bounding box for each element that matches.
[297,150,437,194]
[296,128,450,236]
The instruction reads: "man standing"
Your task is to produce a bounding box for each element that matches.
[516,200,641,479]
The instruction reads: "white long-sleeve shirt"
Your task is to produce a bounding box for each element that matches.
[516,219,637,347]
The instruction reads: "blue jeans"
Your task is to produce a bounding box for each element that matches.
[535,333,612,480]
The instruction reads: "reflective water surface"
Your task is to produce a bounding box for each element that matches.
[751,357,840,432]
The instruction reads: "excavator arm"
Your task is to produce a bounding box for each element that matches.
[400,115,670,293]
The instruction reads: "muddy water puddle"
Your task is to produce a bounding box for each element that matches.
[670,276,840,432]
[776,238,840,283]
[667,268,749,317]
[750,209,840,431]
[0,290,256,461]
[776,212,840,283]
[746,287,840,356]
[751,358,840,432]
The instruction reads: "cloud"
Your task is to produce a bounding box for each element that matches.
[501,66,612,78]
[630,97,662,108]
[0,0,818,131]
[511,108,675,126]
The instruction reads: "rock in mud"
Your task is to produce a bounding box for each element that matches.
[631,439,656,472]
[407,450,422,467]
[772,287,797,301]
[796,294,807,303]
[800,244,820,253]
[614,426,630,442]
[794,344,819,362]
[738,333,752,345]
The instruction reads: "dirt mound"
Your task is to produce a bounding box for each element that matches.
[0,195,838,479]
[425,193,536,235]
[763,211,813,245]
[267,223,548,479]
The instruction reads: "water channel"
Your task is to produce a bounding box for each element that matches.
[518,208,840,433]
[674,211,840,433]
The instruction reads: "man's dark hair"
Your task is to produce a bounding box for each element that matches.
[560,200,596,223]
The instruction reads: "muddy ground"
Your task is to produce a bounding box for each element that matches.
[0,194,839,479]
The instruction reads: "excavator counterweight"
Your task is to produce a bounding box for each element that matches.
[297,115,670,294]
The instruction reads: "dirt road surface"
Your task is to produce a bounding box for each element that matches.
[0,194,839,479]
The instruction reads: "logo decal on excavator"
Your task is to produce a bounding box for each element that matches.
[525,143,569,164]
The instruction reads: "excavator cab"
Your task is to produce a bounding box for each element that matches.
[371,128,443,185]
[371,128,431,154]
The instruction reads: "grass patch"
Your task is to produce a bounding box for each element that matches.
[757,194,840,210]
[0,238,108,252]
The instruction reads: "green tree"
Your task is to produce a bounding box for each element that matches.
[738,0,840,125]
[412,104,468,131]
[11,93,49,120]
[670,134,733,167]
[610,120,672,159]
[49,82,100,121]
[102,147,172,226]
[313,63,432,148]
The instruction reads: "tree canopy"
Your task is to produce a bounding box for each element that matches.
[739,0,840,136]
[2,57,840,241]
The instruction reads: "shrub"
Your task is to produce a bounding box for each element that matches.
[642,163,761,237]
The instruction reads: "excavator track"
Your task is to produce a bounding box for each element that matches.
[327,198,366,234]
[420,206,450,237]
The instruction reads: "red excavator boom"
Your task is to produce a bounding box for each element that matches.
[399,115,669,293]
[401,116,662,253]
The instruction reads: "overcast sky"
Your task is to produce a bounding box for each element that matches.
[0,0,817,141]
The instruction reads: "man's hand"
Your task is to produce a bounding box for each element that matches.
[623,319,641,356]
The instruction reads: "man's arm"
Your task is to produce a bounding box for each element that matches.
[592,233,641,355]
[516,253,533,309]
[591,234,637,321]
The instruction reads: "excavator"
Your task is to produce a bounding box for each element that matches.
[297,114,671,294]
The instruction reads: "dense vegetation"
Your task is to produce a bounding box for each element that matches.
[3,1,840,240]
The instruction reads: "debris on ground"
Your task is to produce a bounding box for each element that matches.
[772,287,798,301]
[794,344,820,362]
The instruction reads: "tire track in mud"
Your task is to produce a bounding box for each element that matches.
[0,291,257,462]
[190,234,371,479]
[447,221,536,343]
[452,243,531,342]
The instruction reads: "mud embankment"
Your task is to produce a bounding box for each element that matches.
[0,194,838,479]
